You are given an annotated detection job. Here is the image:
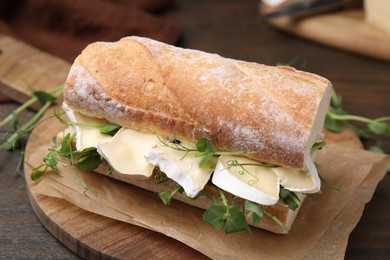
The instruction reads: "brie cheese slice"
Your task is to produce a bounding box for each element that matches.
[271,162,318,193]
[212,155,280,205]
[145,144,215,198]
[213,155,321,205]
[63,103,113,151]
[97,128,158,177]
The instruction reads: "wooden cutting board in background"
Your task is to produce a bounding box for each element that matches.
[261,9,390,62]
[0,35,70,107]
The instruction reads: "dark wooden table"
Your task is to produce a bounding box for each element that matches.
[1,0,389,259]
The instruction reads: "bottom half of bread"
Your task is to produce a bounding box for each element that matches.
[93,163,306,234]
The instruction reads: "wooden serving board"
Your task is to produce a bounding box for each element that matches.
[261,9,390,62]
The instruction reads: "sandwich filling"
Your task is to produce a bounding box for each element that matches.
[63,103,321,205]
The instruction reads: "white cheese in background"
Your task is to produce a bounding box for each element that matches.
[365,0,390,36]
[62,103,113,151]
[262,0,308,8]
[145,144,215,198]
[212,155,280,205]
[97,128,159,177]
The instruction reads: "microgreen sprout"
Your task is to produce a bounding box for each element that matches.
[314,162,340,191]
[54,111,121,137]
[244,200,289,233]
[203,189,250,234]
[31,132,112,194]
[226,159,260,186]
[158,136,253,168]
[158,186,183,205]
[311,141,326,154]
[246,200,290,233]
[0,85,64,150]
[279,187,301,210]
[153,167,169,184]
[325,92,390,154]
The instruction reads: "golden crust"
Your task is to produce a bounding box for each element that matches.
[64,36,332,169]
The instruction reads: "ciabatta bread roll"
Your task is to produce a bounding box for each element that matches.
[63,36,333,234]
[64,36,332,170]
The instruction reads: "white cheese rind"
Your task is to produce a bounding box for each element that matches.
[302,159,321,193]
[145,145,214,198]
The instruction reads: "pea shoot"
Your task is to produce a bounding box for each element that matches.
[203,189,250,234]
[0,85,64,151]
[31,132,114,194]
[325,92,390,153]
[158,136,253,168]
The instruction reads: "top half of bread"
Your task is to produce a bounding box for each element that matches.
[64,36,333,170]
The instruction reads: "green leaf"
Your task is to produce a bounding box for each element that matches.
[279,187,300,210]
[225,205,249,234]
[331,92,343,107]
[153,168,168,184]
[43,152,58,170]
[245,200,263,217]
[198,152,213,168]
[203,204,227,230]
[196,137,214,153]
[368,121,388,135]
[31,169,45,181]
[158,186,181,206]
[59,133,74,156]
[80,147,97,153]
[325,114,343,133]
[77,153,102,171]
[244,200,263,226]
[33,90,57,105]
[311,141,326,153]
[369,145,384,154]
[98,125,121,136]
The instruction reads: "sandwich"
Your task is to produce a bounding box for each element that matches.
[61,36,333,234]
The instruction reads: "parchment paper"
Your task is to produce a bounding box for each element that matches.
[25,126,389,259]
